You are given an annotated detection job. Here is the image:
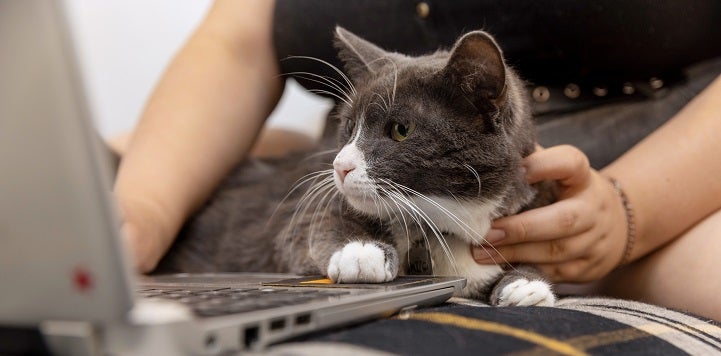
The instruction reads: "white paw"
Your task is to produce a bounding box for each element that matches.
[497,279,555,307]
[327,241,397,283]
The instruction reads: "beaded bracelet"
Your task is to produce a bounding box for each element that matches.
[608,177,635,266]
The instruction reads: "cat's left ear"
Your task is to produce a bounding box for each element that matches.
[334,26,391,83]
[443,31,507,110]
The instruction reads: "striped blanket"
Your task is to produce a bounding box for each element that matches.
[268,297,721,355]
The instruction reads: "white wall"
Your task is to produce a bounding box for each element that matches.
[62,0,331,140]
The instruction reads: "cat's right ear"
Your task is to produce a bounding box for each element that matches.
[334,26,389,83]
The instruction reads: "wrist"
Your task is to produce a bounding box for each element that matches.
[606,177,636,267]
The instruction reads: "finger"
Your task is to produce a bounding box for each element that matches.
[534,261,584,283]
[487,198,593,246]
[474,232,594,265]
[523,145,590,187]
[535,258,602,283]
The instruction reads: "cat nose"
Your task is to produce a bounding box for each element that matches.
[334,160,356,184]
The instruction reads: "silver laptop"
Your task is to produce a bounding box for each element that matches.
[0,2,464,354]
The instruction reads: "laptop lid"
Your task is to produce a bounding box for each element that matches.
[0,0,136,326]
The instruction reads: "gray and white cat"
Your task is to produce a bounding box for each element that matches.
[157,27,556,307]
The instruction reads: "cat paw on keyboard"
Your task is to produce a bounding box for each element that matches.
[327,241,398,283]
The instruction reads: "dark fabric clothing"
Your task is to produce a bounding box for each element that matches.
[272,1,721,168]
[273,0,721,93]
[535,56,721,168]
[286,297,721,355]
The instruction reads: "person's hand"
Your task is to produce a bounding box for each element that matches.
[118,196,175,274]
[471,145,629,283]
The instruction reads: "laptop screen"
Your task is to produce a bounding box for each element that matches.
[0,1,135,325]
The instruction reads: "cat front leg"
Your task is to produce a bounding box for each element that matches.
[489,265,555,307]
[308,214,399,284]
[327,240,398,283]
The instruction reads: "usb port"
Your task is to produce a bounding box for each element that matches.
[243,326,259,349]
[295,313,311,326]
[270,318,286,331]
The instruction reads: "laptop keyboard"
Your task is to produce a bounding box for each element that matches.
[137,287,352,317]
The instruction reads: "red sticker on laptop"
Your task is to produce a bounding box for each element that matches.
[72,265,94,293]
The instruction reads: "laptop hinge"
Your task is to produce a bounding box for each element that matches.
[39,320,101,356]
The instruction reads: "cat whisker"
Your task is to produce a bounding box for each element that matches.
[300,149,339,163]
[286,169,335,200]
[387,58,398,106]
[284,172,335,240]
[382,179,522,270]
[376,185,423,269]
[305,187,340,257]
[290,183,333,235]
[463,163,482,198]
[283,71,350,97]
[283,71,354,105]
[392,186,473,238]
[308,185,339,240]
[370,188,382,224]
[390,182,485,245]
[389,190,458,273]
[301,185,337,236]
[384,87,392,113]
[308,89,352,106]
[378,180,459,273]
[378,185,425,259]
[371,91,390,114]
[378,192,398,226]
[441,190,516,269]
[301,188,338,254]
[283,55,357,96]
[375,192,390,225]
[269,169,334,228]
[376,185,413,238]
[369,101,387,115]
[470,243,515,272]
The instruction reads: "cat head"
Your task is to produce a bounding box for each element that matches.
[330,27,536,241]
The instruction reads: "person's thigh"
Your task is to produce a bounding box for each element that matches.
[592,208,721,321]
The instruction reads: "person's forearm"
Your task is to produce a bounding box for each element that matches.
[602,75,721,261]
[114,0,282,266]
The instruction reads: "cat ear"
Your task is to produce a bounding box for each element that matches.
[443,31,507,109]
[334,26,390,82]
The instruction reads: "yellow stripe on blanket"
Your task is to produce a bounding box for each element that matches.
[403,312,588,356]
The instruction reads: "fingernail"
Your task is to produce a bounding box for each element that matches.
[472,247,498,262]
[483,229,506,245]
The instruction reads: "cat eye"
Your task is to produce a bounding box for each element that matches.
[391,122,416,142]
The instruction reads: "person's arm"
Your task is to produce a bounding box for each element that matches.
[603,74,721,261]
[472,74,721,282]
[114,0,283,273]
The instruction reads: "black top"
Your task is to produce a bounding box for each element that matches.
[273,1,721,93]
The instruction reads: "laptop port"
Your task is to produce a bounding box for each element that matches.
[295,313,311,326]
[270,318,286,331]
[243,326,259,349]
[204,333,217,350]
